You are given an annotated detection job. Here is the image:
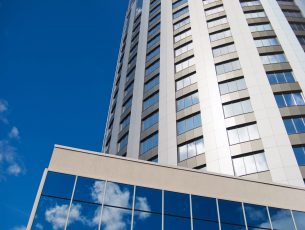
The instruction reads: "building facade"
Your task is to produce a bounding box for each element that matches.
[103,0,305,188]
[27,145,305,230]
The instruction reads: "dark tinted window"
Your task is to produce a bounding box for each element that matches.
[192,195,218,221]
[100,206,132,230]
[135,186,162,213]
[218,200,245,226]
[164,191,190,217]
[193,219,219,230]
[268,207,295,230]
[292,210,305,229]
[42,172,75,199]
[244,203,271,228]
[133,212,162,230]
[164,215,191,230]
[104,182,134,209]
[73,177,105,204]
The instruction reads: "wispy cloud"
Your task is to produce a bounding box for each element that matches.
[41,182,151,230]
[12,226,26,230]
[9,126,20,139]
[0,99,25,179]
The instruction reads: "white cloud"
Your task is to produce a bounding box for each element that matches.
[12,226,26,230]
[35,223,43,230]
[0,100,8,113]
[7,163,22,176]
[9,126,20,139]
[43,182,151,230]
[45,204,70,230]
[135,197,151,219]
[0,140,25,178]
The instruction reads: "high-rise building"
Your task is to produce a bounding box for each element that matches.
[27,0,305,229]
[103,0,305,188]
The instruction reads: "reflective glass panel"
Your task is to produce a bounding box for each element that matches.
[104,182,134,209]
[244,203,271,229]
[164,191,190,217]
[33,196,70,230]
[221,223,246,230]
[192,195,218,221]
[66,201,100,230]
[193,219,219,230]
[42,172,75,199]
[292,210,305,230]
[100,206,131,230]
[74,177,105,204]
[164,215,191,230]
[133,212,162,230]
[218,200,245,226]
[268,207,295,230]
[135,186,162,213]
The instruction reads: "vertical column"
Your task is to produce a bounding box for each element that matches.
[224,0,304,187]
[159,0,178,165]
[127,0,150,159]
[188,0,234,175]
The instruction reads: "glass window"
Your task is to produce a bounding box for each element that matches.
[249,23,272,32]
[42,172,75,199]
[140,132,158,154]
[216,60,241,75]
[208,17,228,28]
[143,92,159,110]
[221,224,246,230]
[32,196,71,230]
[142,111,159,131]
[173,6,189,19]
[144,74,159,92]
[268,207,295,230]
[178,138,204,161]
[133,212,162,230]
[192,195,218,221]
[275,93,305,108]
[193,220,219,230]
[164,191,190,217]
[135,186,162,213]
[227,124,260,145]
[176,73,197,91]
[219,78,247,95]
[218,200,245,226]
[173,0,188,9]
[283,117,305,135]
[174,17,190,30]
[175,42,193,57]
[73,177,105,204]
[100,206,132,230]
[177,113,202,135]
[174,29,192,43]
[210,29,232,42]
[164,215,191,230]
[292,210,305,230]
[260,54,287,64]
[233,152,268,176]
[176,92,199,111]
[145,60,160,76]
[175,56,195,72]
[244,203,271,229]
[118,134,128,152]
[223,99,253,118]
[212,43,236,57]
[66,202,101,230]
[205,5,224,16]
[104,182,134,209]
[292,146,305,166]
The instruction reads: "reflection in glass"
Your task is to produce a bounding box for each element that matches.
[192,195,218,221]
[218,200,245,226]
[268,207,295,230]
[221,223,246,230]
[244,203,271,229]
[104,182,134,209]
[135,186,162,213]
[66,202,100,230]
[164,191,190,217]
[164,215,191,230]
[193,219,219,230]
[74,177,105,204]
[292,210,305,229]
[32,196,70,230]
[100,206,131,230]
[133,211,162,230]
[42,172,75,199]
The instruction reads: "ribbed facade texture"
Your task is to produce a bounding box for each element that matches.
[103,0,305,188]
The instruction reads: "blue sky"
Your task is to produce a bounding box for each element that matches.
[0,0,128,229]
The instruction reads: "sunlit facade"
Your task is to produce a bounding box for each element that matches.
[103,0,305,188]
[27,145,305,229]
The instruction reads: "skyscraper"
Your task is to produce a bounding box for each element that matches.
[27,0,305,229]
[103,0,305,188]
